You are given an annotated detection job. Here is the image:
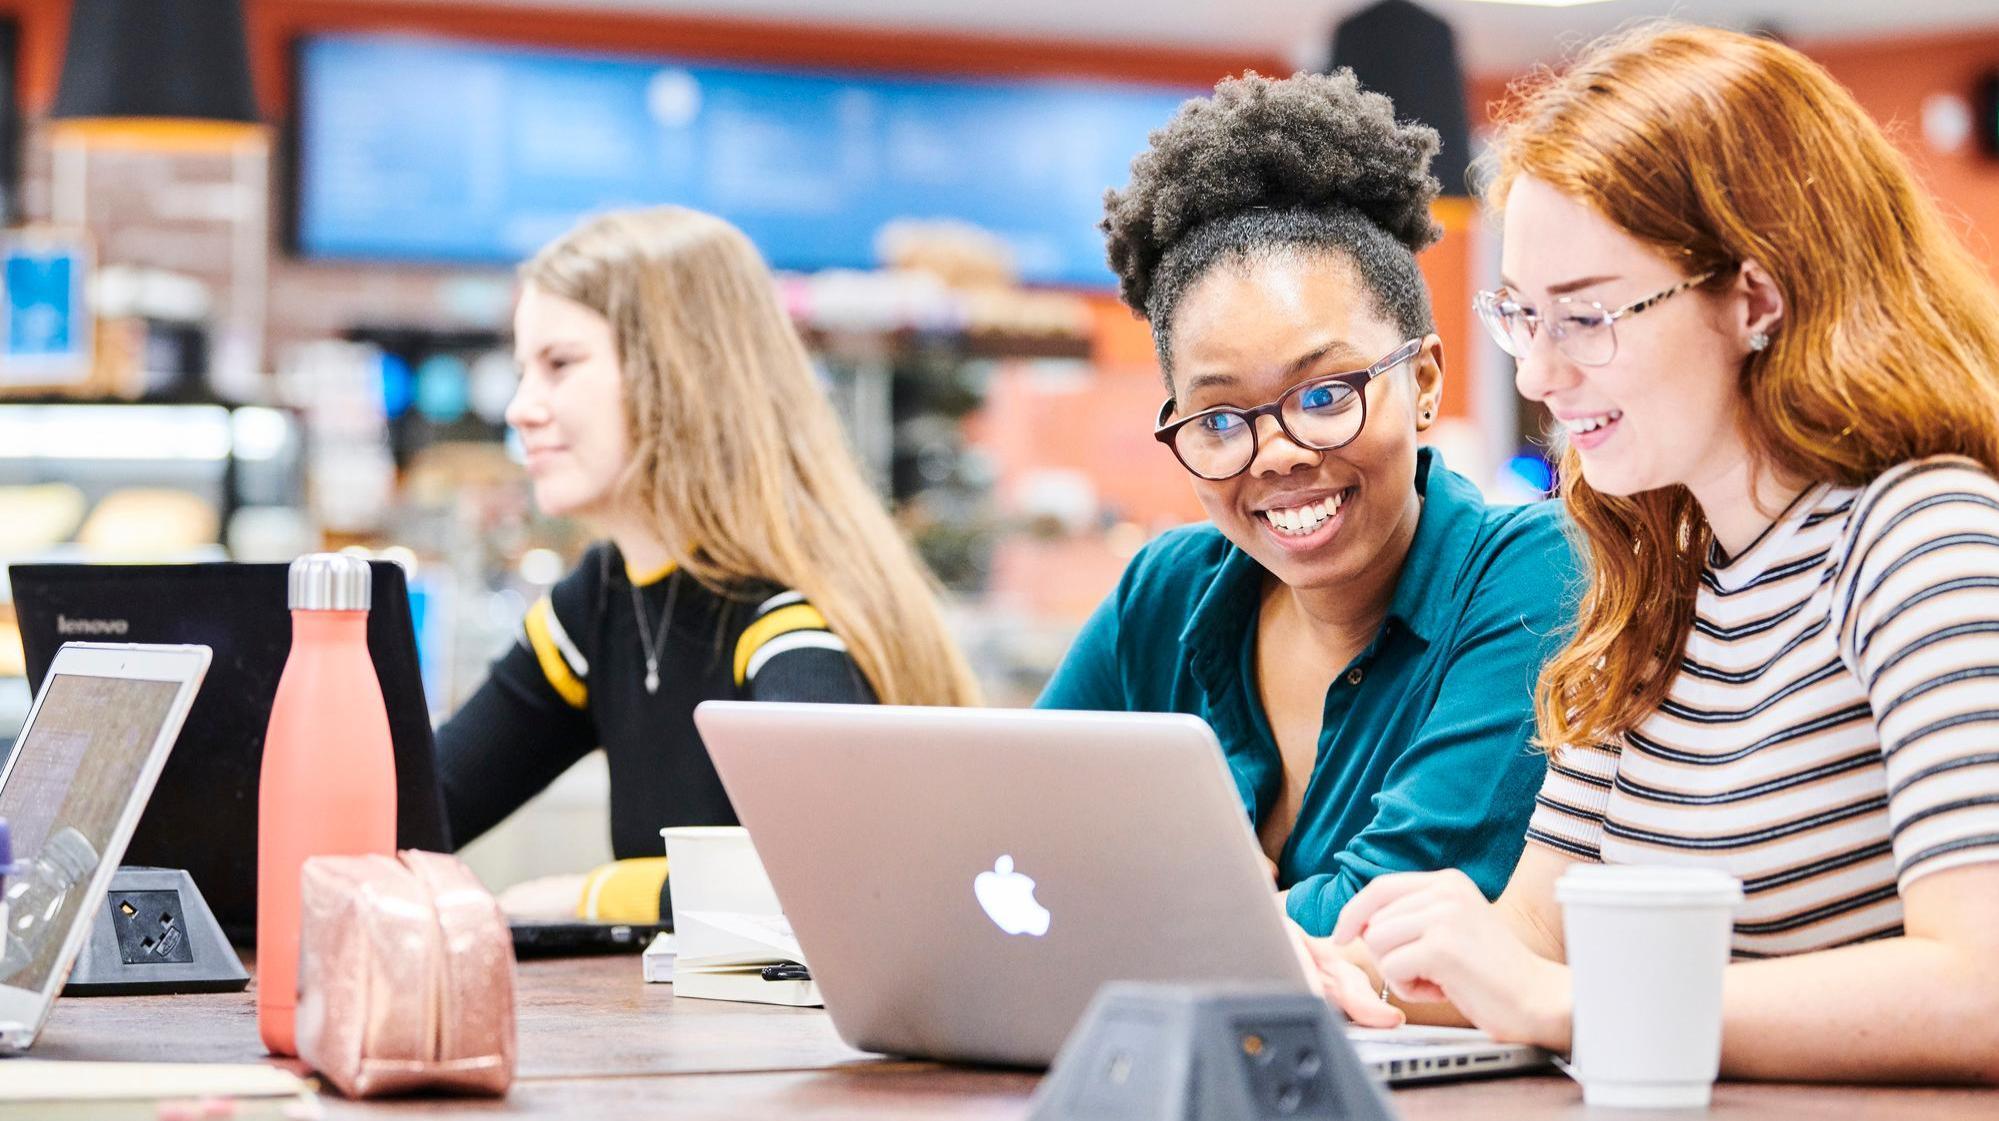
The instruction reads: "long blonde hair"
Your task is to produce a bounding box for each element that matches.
[1485,24,1999,753]
[522,207,981,706]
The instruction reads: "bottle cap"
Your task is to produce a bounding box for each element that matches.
[40,827,100,885]
[288,553,373,612]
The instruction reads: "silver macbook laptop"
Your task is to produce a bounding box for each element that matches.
[694,701,1545,1082]
[0,642,210,1054]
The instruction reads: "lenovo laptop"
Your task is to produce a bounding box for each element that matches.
[694,702,1546,1083]
[0,642,209,1053]
[10,562,449,944]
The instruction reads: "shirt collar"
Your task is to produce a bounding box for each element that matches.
[625,557,679,587]
[608,540,687,587]
[1179,447,1482,659]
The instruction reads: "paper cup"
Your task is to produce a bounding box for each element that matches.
[659,826,781,929]
[1556,864,1743,1108]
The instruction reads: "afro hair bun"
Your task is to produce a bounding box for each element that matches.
[1101,69,1443,316]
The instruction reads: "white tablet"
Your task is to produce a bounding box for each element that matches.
[0,642,210,1053]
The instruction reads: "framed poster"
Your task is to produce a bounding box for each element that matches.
[1,228,93,386]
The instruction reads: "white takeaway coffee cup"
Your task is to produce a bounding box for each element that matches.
[659,826,782,931]
[1555,864,1743,1109]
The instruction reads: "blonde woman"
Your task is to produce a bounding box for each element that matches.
[438,207,979,922]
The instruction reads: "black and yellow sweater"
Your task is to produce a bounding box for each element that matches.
[436,543,874,915]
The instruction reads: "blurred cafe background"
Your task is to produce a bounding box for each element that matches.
[2,0,1997,888]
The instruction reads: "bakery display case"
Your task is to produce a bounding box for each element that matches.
[0,401,307,750]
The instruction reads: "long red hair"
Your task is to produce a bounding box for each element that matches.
[1485,24,1999,754]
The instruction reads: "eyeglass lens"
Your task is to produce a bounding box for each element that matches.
[1171,378,1363,479]
[1476,294,1616,366]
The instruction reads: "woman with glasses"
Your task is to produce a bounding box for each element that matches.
[437,207,979,922]
[1316,25,1999,1081]
[1037,72,1580,963]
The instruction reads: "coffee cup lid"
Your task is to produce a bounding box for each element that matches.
[1555,863,1744,908]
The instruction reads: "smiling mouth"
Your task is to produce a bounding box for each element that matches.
[1260,488,1353,537]
[1560,410,1622,435]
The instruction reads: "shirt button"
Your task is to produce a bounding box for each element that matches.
[1346,668,1364,685]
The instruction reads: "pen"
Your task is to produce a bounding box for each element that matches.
[760,961,810,982]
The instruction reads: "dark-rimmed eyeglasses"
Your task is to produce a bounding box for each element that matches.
[1152,338,1424,482]
[1473,272,1714,367]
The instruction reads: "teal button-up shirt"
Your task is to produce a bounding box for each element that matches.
[1037,449,1579,935]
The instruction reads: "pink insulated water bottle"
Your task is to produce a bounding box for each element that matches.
[258,554,397,1056]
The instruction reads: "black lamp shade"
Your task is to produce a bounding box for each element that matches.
[1330,0,1471,197]
[52,0,259,123]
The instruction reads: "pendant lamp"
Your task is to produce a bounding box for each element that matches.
[50,0,260,140]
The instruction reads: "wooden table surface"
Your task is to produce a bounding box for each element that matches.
[32,954,1997,1118]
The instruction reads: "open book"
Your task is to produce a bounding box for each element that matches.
[670,910,821,1007]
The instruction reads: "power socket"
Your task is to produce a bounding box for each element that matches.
[107,889,195,966]
[1029,984,1395,1121]
[69,866,247,996]
[1234,1017,1333,1118]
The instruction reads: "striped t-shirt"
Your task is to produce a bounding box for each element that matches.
[1528,457,1999,958]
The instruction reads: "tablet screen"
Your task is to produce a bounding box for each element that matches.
[0,673,183,995]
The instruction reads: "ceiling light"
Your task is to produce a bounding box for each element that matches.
[51,0,261,144]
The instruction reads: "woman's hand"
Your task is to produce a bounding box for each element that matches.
[1331,869,1572,1049]
[1282,917,1405,1028]
[496,872,589,920]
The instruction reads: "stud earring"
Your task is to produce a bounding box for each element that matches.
[1749,331,1771,352]
[1421,410,1433,422]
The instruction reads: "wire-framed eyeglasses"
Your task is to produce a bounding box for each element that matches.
[1152,338,1423,482]
[1473,271,1715,367]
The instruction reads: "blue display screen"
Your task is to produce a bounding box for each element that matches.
[2,237,88,380]
[293,34,1200,287]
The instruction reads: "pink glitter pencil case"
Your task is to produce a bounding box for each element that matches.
[294,850,516,1098]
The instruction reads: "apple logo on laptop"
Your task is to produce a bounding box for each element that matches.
[974,855,1050,937]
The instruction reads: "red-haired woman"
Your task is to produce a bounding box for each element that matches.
[1312,23,1999,1083]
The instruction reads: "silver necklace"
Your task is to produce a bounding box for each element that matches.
[630,571,680,696]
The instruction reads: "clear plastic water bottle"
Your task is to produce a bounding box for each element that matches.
[0,826,101,982]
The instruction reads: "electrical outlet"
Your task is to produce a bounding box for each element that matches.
[1067,1008,1172,1119]
[1234,1018,1332,1118]
[108,890,194,966]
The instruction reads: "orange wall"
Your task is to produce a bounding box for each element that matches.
[1464,29,1999,282]
[244,2,1282,115]
[1808,30,1999,280]
[1,0,68,110]
[14,7,1995,279]
[3,0,1280,114]
[1418,198,1478,421]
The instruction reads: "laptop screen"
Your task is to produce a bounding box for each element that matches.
[7,562,451,942]
[0,673,184,996]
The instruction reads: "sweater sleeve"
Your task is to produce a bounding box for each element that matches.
[1287,507,1579,935]
[734,590,877,703]
[436,555,602,849]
